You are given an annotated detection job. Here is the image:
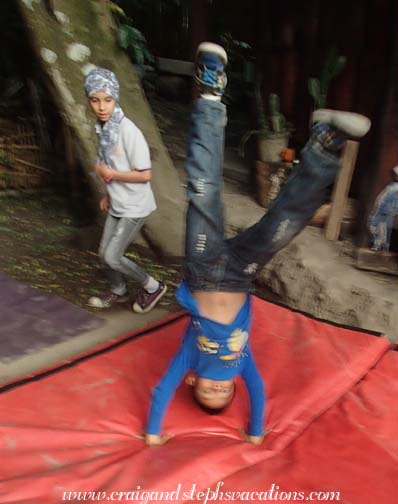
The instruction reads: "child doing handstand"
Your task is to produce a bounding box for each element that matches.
[145,43,371,446]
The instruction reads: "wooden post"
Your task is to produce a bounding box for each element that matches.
[325,140,359,241]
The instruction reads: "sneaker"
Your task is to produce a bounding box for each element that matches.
[195,42,228,96]
[132,282,167,314]
[87,291,129,309]
[312,109,371,138]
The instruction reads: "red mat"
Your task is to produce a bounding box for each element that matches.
[0,297,395,504]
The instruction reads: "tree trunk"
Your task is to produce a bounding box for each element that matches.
[16,0,185,258]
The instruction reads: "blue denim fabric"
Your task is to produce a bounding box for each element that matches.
[368,182,398,251]
[184,98,344,292]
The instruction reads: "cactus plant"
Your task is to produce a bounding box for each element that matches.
[239,88,291,158]
[269,93,287,133]
[254,82,268,132]
[308,48,347,109]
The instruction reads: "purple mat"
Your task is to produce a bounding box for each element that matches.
[0,274,104,361]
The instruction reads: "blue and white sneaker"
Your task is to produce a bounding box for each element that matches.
[311,109,371,152]
[195,42,228,96]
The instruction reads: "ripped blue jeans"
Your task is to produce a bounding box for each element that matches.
[184,98,344,292]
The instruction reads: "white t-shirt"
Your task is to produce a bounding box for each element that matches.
[104,117,156,218]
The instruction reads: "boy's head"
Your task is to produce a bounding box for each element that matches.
[84,67,119,122]
[186,374,235,410]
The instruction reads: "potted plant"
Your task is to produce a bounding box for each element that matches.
[239,86,294,207]
[239,87,291,163]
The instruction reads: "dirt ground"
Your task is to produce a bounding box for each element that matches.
[0,95,256,314]
[0,191,183,312]
[0,96,196,313]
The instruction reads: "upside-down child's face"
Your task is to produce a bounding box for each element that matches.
[88,92,116,122]
[187,375,235,410]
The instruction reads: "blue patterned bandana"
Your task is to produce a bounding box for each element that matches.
[84,67,120,101]
[84,67,124,164]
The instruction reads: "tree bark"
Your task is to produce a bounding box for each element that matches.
[16,0,185,258]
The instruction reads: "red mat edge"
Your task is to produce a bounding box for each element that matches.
[1,294,389,393]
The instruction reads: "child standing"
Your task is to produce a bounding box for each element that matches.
[144,43,371,446]
[84,68,167,313]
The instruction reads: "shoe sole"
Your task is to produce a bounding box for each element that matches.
[196,42,228,65]
[132,285,168,314]
[87,295,129,309]
[312,109,371,138]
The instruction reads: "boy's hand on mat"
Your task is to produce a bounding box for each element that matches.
[144,433,173,446]
[99,195,110,212]
[240,429,268,445]
[244,434,264,445]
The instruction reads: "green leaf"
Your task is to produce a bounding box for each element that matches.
[308,78,320,99]
[109,1,128,21]
[128,25,146,43]
[320,48,346,89]
[330,56,347,79]
[143,46,155,65]
[132,44,145,66]
[117,24,132,49]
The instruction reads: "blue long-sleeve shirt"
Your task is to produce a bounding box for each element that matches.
[146,281,266,436]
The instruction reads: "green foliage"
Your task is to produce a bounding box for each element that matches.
[116,24,153,65]
[308,48,347,108]
[117,24,143,49]
[308,78,321,106]
[109,1,128,21]
[110,1,154,66]
[220,32,252,65]
[218,32,255,105]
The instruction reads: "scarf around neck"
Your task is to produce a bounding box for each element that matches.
[94,105,124,164]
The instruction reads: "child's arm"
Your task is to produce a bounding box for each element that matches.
[96,164,151,183]
[145,343,192,445]
[99,194,110,211]
[96,124,152,184]
[241,348,266,444]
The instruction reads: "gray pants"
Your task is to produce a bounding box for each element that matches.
[98,214,149,296]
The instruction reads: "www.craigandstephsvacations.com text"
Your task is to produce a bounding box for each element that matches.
[62,482,341,503]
